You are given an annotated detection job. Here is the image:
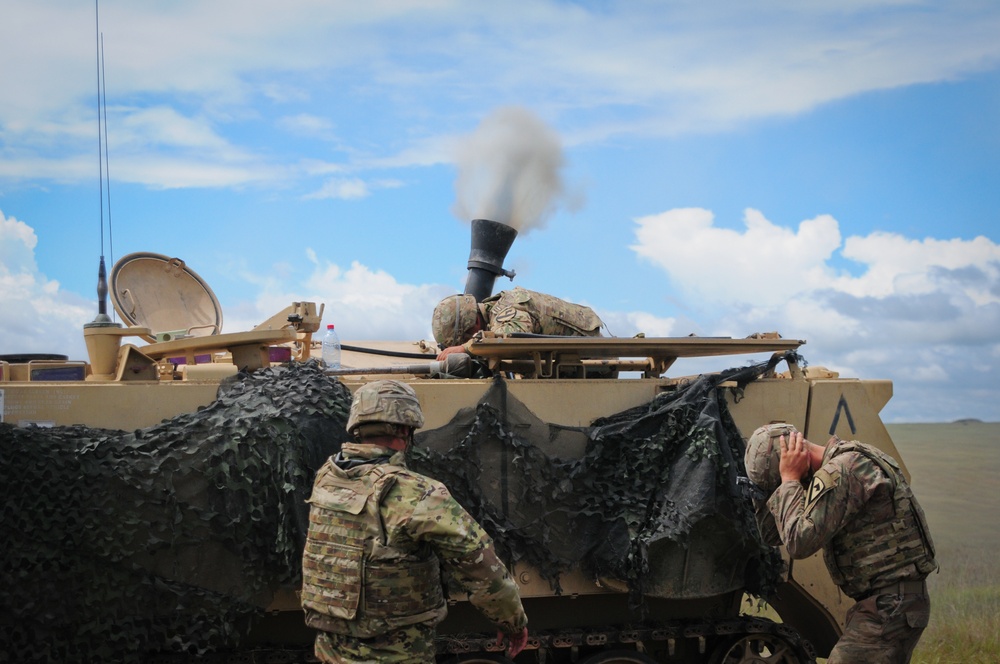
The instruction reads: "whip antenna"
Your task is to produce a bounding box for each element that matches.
[92,0,111,322]
[100,32,115,295]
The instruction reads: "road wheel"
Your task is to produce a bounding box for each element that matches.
[708,632,812,664]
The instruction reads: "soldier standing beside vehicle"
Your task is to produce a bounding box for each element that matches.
[301,379,528,663]
[432,287,603,360]
[744,423,937,664]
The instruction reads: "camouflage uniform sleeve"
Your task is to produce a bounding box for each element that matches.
[384,474,528,633]
[488,291,537,336]
[767,453,888,559]
[445,543,528,634]
[768,480,829,558]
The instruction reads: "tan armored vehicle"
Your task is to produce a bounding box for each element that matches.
[0,220,905,663]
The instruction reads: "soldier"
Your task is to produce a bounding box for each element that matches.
[301,380,529,663]
[744,423,937,663]
[432,287,603,360]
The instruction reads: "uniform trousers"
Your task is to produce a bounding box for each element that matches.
[315,623,437,664]
[827,591,930,664]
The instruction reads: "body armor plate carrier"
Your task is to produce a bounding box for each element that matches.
[825,441,937,599]
[301,461,447,637]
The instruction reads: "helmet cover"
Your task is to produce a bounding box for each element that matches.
[431,294,480,348]
[744,423,799,495]
[346,379,425,436]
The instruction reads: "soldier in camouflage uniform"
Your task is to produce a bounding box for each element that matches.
[301,380,529,663]
[744,423,937,664]
[432,287,603,360]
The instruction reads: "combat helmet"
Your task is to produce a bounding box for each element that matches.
[346,379,425,440]
[744,423,799,495]
[432,294,481,348]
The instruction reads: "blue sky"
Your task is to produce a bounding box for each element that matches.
[1,1,998,423]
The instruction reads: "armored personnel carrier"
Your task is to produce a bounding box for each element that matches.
[0,220,908,663]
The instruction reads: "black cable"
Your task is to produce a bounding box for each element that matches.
[339,344,437,360]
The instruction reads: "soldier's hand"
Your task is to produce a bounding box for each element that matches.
[778,432,810,482]
[436,345,470,361]
[496,627,528,658]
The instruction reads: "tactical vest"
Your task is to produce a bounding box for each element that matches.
[301,460,447,637]
[823,440,937,599]
[483,287,603,337]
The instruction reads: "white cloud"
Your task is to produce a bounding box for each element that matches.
[222,255,451,343]
[117,107,233,152]
[0,210,92,360]
[302,260,449,341]
[896,361,950,383]
[599,310,679,339]
[114,156,286,189]
[4,2,1000,189]
[631,207,1000,317]
[773,298,864,348]
[838,232,1000,303]
[0,212,38,272]
[302,176,403,200]
[631,208,843,306]
[304,178,371,200]
[630,207,1000,421]
[277,113,336,138]
[360,135,456,170]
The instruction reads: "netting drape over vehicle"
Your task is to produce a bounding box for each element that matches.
[411,360,785,605]
[1,356,788,661]
[1,361,350,662]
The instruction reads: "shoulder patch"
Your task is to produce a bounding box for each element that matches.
[492,305,517,324]
[804,469,839,513]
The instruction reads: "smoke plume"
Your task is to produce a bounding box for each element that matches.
[452,107,565,234]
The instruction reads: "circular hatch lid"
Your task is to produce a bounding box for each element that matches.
[109,252,223,343]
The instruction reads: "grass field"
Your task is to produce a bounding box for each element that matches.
[888,422,1000,663]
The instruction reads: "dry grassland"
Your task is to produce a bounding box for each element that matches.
[889,422,1000,663]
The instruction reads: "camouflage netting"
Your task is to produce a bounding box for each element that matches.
[0,360,350,663]
[410,355,792,604]
[1,354,790,662]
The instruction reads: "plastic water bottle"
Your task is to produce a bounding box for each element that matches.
[322,323,341,370]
